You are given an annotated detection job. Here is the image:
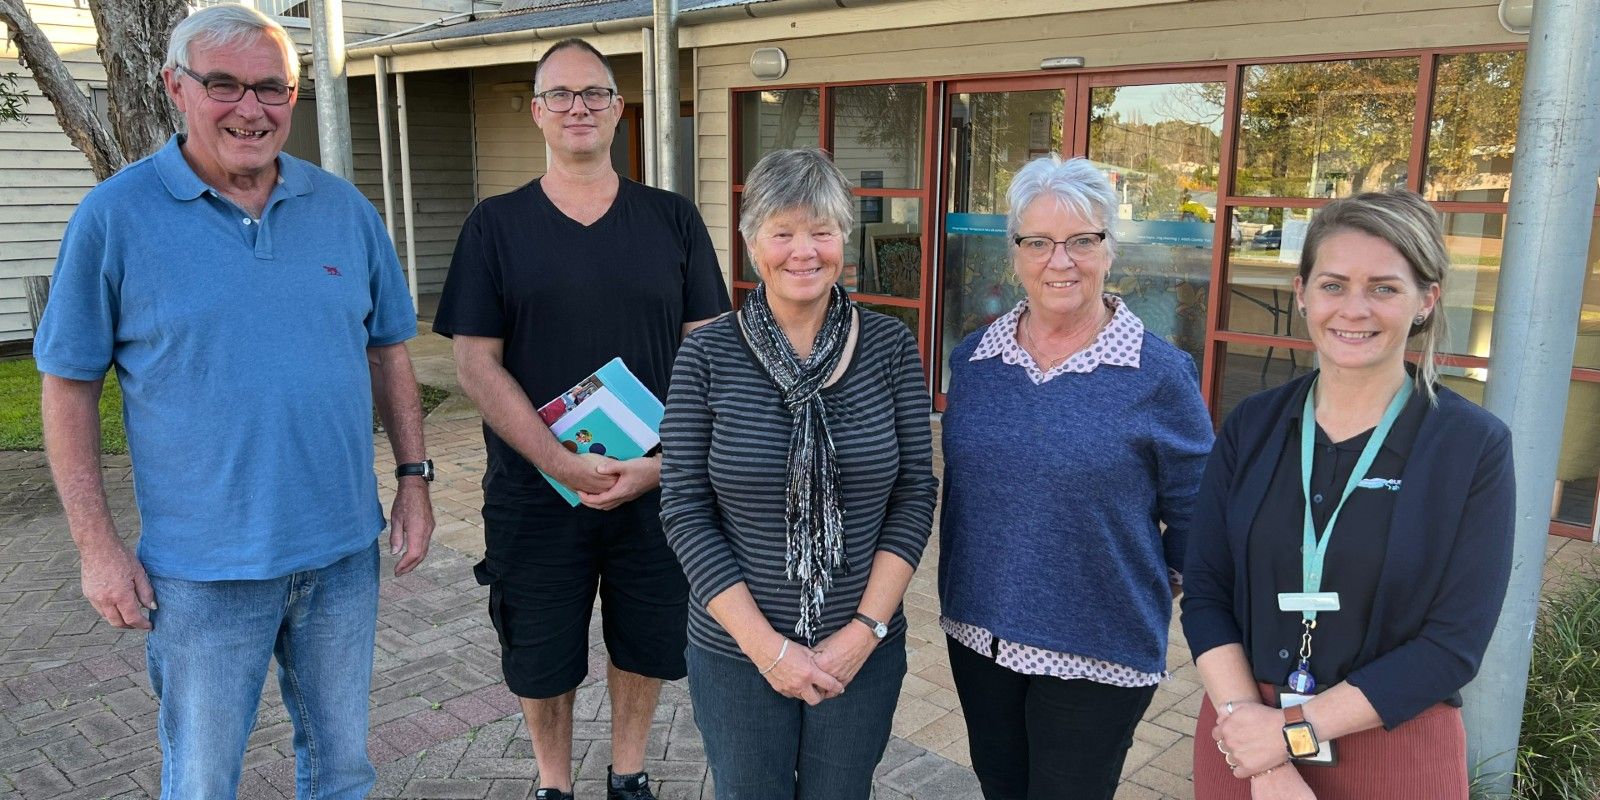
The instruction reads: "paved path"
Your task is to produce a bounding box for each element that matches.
[2,329,1593,799]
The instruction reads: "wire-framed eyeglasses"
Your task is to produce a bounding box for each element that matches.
[536,87,617,112]
[1013,231,1107,261]
[175,64,294,106]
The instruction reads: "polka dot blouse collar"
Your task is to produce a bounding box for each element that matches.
[969,294,1145,384]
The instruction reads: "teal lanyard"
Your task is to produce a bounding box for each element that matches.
[1298,377,1412,623]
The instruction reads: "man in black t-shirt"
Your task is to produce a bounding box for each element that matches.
[432,38,729,800]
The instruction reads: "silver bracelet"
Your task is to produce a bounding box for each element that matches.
[758,639,790,676]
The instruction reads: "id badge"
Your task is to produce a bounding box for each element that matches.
[1277,592,1341,613]
[1278,691,1338,766]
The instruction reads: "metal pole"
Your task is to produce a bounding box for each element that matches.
[309,0,354,182]
[652,0,679,195]
[1464,0,1600,794]
[396,71,419,307]
[640,26,657,187]
[373,55,396,245]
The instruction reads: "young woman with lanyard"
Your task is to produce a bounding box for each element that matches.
[1180,191,1516,799]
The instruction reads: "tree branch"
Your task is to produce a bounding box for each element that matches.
[0,0,124,180]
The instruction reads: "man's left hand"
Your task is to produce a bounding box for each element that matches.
[390,478,435,576]
[811,619,879,690]
[578,456,661,511]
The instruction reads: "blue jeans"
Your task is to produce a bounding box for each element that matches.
[687,639,906,800]
[146,542,379,800]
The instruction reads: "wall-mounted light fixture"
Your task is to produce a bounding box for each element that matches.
[510,95,524,112]
[1498,0,1533,33]
[1040,56,1087,70]
[750,47,789,81]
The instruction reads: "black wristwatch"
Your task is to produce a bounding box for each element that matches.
[395,460,434,482]
[852,612,888,640]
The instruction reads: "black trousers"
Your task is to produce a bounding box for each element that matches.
[947,636,1158,800]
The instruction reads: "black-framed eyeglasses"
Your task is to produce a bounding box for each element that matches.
[1013,231,1107,261]
[176,64,295,106]
[535,87,617,112]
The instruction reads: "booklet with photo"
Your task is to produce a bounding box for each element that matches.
[536,357,664,506]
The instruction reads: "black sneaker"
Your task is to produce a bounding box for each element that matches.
[534,790,574,800]
[607,767,657,800]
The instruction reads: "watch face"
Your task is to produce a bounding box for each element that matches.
[873,623,888,638]
[1284,725,1318,757]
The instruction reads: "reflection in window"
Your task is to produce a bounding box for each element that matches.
[832,84,925,189]
[1224,206,1315,339]
[846,197,922,299]
[1576,217,1600,370]
[858,301,919,340]
[1440,373,1598,529]
[1425,52,1524,202]
[1089,83,1224,369]
[1235,58,1417,199]
[1435,213,1505,363]
[737,89,820,182]
[1214,342,1314,421]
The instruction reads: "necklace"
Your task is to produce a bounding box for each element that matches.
[1020,306,1106,370]
[1020,312,1072,369]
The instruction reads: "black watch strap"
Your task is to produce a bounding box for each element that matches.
[395,459,434,482]
[852,612,888,640]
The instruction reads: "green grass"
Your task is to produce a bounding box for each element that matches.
[0,358,126,454]
[2,357,451,455]
[1514,563,1600,799]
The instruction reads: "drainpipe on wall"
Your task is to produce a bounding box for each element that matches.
[1464,0,1600,794]
[309,0,354,182]
[396,72,419,307]
[652,0,679,195]
[641,26,657,187]
[373,56,397,247]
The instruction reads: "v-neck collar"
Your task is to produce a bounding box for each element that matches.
[537,175,626,229]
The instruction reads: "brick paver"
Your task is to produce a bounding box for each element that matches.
[3,329,1592,799]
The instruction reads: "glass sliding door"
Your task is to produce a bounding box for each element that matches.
[938,81,1068,396]
[1086,78,1226,370]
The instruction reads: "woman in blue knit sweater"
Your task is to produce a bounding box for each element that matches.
[938,155,1214,800]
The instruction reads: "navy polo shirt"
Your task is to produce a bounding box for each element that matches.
[1246,388,1428,694]
[35,135,416,581]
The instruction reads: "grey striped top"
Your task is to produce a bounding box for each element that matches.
[660,310,939,661]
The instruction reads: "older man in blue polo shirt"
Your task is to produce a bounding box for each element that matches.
[33,6,434,799]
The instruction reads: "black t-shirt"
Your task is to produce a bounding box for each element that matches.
[1247,389,1429,694]
[433,177,730,506]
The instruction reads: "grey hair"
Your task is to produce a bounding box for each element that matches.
[165,4,299,82]
[1006,154,1120,260]
[1300,190,1450,403]
[738,148,855,252]
[533,39,618,93]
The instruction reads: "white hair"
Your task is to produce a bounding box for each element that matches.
[738,148,855,251]
[165,4,299,82]
[1006,154,1120,259]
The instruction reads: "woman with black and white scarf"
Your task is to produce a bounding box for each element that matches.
[660,148,938,800]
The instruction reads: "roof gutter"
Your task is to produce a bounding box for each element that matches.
[345,0,897,60]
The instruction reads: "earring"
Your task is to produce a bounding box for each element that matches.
[1297,306,1307,318]
[1414,313,1427,326]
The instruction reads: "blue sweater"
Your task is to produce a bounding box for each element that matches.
[938,328,1214,674]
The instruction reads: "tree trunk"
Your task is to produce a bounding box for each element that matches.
[0,0,125,180]
[90,0,186,162]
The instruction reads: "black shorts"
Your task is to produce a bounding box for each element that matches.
[475,489,689,699]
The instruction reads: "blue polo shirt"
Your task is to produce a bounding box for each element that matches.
[34,135,416,581]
